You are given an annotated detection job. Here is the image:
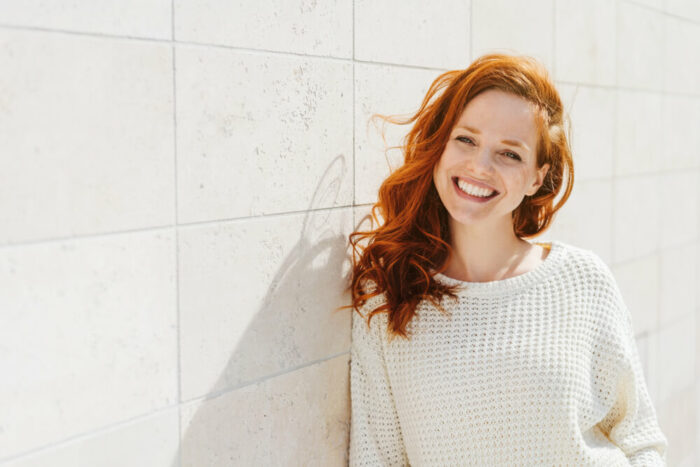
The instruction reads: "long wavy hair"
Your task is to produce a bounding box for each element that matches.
[340,53,574,341]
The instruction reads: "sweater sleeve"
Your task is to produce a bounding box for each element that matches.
[348,303,409,466]
[595,280,669,466]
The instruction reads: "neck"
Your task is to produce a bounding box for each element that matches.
[442,215,534,282]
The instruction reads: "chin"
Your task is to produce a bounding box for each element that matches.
[447,211,487,226]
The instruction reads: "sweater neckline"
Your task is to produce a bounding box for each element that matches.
[431,240,566,297]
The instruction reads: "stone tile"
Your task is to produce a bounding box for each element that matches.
[664,16,700,94]
[180,352,350,466]
[0,29,175,244]
[472,0,553,71]
[0,0,171,39]
[3,409,179,467]
[178,208,353,401]
[661,97,700,171]
[616,1,665,91]
[630,0,664,9]
[657,384,696,467]
[698,239,700,313]
[613,175,660,263]
[541,178,613,263]
[614,89,664,176]
[656,312,695,404]
[697,377,700,463]
[658,172,699,249]
[659,243,697,326]
[557,83,615,181]
[677,453,697,467]
[174,0,352,58]
[354,0,470,69]
[666,0,700,22]
[613,253,660,335]
[0,231,177,459]
[354,63,443,205]
[175,46,353,223]
[696,307,700,385]
[554,0,616,86]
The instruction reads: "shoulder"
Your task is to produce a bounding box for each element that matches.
[555,241,631,338]
[552,241,628,320]
[554,240,619,289]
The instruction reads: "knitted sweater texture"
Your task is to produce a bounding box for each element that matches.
[348,240,668,466]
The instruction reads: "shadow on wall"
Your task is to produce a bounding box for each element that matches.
[171,154,355,466]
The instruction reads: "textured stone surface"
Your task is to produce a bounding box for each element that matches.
[0,231,177,459]
[175,46,353,223]
[0,29,174,244]
[180,353,350,467]
[1,1,699,465]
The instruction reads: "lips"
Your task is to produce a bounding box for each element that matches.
[451,177,499,202]
[452,176,499,195]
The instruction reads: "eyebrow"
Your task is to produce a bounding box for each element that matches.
[455,125,529,151]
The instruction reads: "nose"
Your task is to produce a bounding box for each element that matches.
[468,145,494,175]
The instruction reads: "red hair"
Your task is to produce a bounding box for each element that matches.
[339,53,574,341]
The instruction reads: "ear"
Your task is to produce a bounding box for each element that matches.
[527,163,550,196]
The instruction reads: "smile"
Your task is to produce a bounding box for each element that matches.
[452,177,499,202]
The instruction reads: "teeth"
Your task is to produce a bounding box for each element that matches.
[457,178,496,197]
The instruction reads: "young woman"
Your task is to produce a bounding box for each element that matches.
[344,54,668,466]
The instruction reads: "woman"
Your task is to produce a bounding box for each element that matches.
[344,54,668,466]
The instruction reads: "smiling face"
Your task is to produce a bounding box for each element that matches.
[432,89,550,233]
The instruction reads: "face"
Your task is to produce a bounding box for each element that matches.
[432,89,550,232]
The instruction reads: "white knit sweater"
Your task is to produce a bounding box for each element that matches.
[348,240,668,466]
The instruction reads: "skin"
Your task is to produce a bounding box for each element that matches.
[432,89,551,282]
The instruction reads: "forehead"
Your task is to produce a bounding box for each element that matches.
[456,90,538,141]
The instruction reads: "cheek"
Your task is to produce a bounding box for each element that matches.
[433,155,447,182]
[503,170,530,192]
[433,162,451,202]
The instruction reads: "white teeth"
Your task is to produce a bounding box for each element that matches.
[456,178,495,197]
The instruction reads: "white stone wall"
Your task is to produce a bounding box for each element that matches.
[0,1,698,465]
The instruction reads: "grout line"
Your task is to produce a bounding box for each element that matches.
[654,0,666,343]
[657,0,666,347]
[347,1,357,231]
[610,167,700,180]
[611,0,620,267]
[623,0,700,24]
[171,1,182,466]
[0,205,362,250]
[179,350,351,406]
[469,0,473,60]
[0,21,451,71]
[352,0,356,207]
[0,225,176,250]
[552,0,556,79]
[613,237,698,267]
[0,403,181,464]
[558,79,700,98]
[171,0,175,42]
[0,21,173,43]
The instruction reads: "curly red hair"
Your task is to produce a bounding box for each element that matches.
[339,53,574,341]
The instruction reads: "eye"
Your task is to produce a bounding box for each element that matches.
[456,136,521,161]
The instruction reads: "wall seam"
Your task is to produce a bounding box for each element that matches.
[171,1,182,466]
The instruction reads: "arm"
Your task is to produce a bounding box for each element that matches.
[348,304,409,466]
[596,292,669,465]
